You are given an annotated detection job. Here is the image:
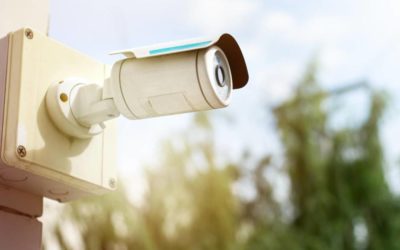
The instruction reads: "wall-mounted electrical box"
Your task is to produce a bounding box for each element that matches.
[0,28,117,202]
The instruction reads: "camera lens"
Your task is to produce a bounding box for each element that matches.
[198,46,232,107]
[210,48,231,104]
[215,65,226,87]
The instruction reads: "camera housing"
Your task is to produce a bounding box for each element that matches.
[110,46,232,119]
[109,34,248,120]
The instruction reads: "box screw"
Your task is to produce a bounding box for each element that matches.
[109,178,116,188]
[17,145,27,157]
[25,29,34,39]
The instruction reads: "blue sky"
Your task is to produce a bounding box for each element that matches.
[48,0,400,201]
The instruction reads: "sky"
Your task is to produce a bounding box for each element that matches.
[47,0,400,202]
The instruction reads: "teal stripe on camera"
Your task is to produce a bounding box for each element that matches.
[149,41,212,55]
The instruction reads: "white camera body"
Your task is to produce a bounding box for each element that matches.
[109,34,248,120]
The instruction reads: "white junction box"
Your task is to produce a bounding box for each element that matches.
[0,28,117,202]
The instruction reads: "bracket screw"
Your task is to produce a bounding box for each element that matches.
[109,178,116,188]
[25,29,34,39]
[17,145,27,158]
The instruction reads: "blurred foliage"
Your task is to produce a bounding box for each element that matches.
[44,63,400,250]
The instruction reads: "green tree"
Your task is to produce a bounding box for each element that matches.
[245,63,400,250]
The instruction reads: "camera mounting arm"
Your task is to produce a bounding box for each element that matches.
[46,78,119,139]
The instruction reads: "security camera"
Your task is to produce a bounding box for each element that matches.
[46,34,249,138]
[1,28,248,201]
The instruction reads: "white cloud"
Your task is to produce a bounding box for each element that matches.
[261,13,351,46]
[262,11,295,33]
[320,46,347,74]
[259,61,302,103]
[187,0,262,34]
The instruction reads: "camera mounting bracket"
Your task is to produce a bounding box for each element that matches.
[46,78,119,139]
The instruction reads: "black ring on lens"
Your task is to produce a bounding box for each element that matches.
[215,65,226,87]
